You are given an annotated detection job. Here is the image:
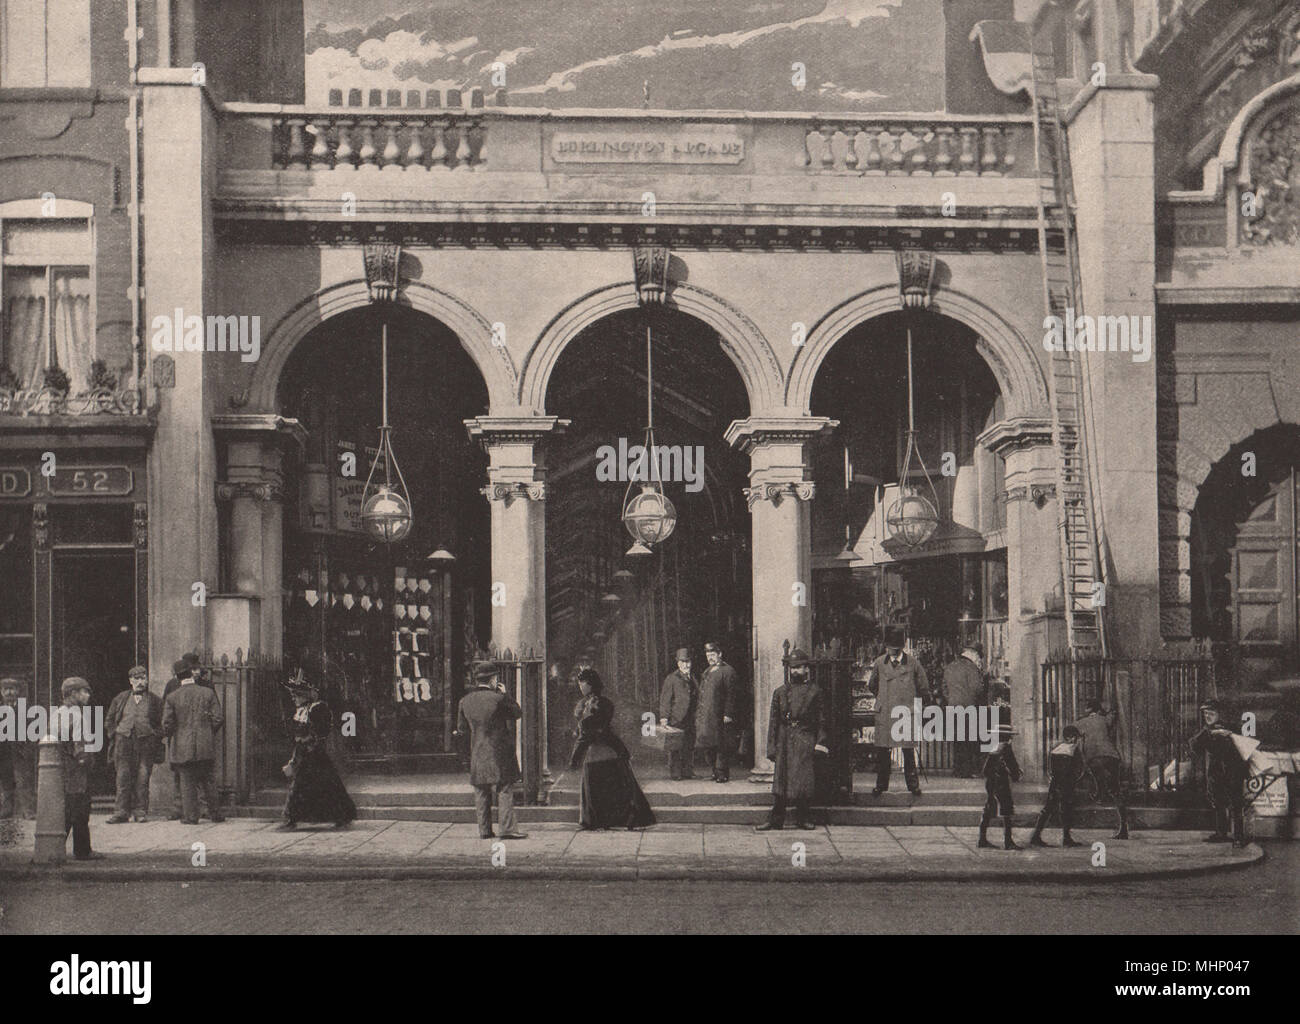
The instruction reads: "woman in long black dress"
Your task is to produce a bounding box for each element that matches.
[569,669,655,831]
[277,672,357,830]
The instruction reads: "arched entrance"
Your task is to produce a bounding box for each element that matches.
[274,304,490,770]
[1191,423,1300,683]
[809,309,1010,686]
[542,306,752,761]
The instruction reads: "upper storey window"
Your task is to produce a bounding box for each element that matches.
[1,0,90,87]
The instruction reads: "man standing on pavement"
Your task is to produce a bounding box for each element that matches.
[755,648,827,831]
[941,643,987,778]
[0,677,36,819]
[59,677,103,860]
[164,652,212,820]
[659,647,697,780]
[105,665,163,823]
[162,660,225,825]
[1074,697,1130,839]
[455,661,527,840]
[867,626,928,797]
[695,641,739,783]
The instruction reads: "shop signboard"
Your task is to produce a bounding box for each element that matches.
[334,441,386,534]
[0,467,32,498]
[45,465,133,496]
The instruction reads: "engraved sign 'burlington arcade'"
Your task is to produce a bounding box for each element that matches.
[551,126,746,164]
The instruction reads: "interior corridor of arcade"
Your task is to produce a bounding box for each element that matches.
[270,304,490,771]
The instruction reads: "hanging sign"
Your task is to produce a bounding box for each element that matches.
[334,440,386,533]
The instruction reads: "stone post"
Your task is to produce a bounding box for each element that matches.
[726,416,837,782]
[33,735,65,864]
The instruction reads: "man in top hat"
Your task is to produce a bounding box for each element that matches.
[0,676,36,819]
[866,626,929,796]
[59,677,103,860]
[455,661,527,840]
[695,641,740,783]
[1074,697,1129,839]
[105,665,164,823]
[755,647,828,831]
[1189,699,1249,848]
[162,659,225,825]
[941,642,987,778]
[659,647,697,780]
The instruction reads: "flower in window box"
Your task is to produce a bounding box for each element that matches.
[43,366,71,395]
[87,359,118,392]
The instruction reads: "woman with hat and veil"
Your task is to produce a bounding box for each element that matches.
[569,668,655,830]
[277,670,357,830]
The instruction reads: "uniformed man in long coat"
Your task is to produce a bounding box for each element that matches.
[867,626,929,796]
[941,643,987,778]
[1189,699,1249,848]
[755,648,827,831]
[455,662,527,840]
[658,647,697,780]
[695,641,740,783]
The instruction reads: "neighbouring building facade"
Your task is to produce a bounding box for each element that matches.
[2,0,1297,793]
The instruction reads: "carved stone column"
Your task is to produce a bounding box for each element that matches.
[726,416,837,782]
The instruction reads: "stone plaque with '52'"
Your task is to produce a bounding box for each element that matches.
[46,466,134,496]
[551,126,746,164]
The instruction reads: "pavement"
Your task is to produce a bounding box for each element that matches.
[0,814,1264,883]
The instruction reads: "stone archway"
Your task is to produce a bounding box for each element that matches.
[245,278,517,412]
[519,281,783,416]
[785,284,1050,418]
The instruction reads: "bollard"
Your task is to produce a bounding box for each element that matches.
[34,734,66,864]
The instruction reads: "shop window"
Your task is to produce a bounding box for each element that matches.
[51,504,133,545]
[0,0,90,87]
[0,509,33,687]
[1,207,94,393]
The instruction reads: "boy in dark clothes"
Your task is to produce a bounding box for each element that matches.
[1029,725,1084,848]
[978,725,1023,850]
[1188,699,1249,849]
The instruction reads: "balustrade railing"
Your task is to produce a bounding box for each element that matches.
[799,120,1022,176]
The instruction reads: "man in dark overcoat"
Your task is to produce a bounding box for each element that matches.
[1189,699,1249,848]
[163,652,212,820]
[755,648,827,831]
[162,660,225,825]
[941,643,987,778]
[105,665,164,823]
[867,627,929,796]
[455,662,527,840]
[658,647,697,780]
[695,641,740,783]
[59,677,102,860]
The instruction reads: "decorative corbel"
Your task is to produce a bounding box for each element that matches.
[896,250,936,309]
[363,242,402,302]
[632,245,671,305]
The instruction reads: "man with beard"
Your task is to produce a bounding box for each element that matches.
[105,665,163,823]
[659,647,697,780]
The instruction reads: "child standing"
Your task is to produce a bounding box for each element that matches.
[978,725,1023,850]
[1029,725,1084,848]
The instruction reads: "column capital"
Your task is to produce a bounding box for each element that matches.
[724,416,838,452]
[464,415,570,448]
[977,416,1054,457]
[744,481,815,510]
[216,480,284,503]
[481,482,546,504]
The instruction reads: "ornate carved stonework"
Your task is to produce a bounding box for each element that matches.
[363,242,402,301]
[743,481,815,510]
[1242,104,1300,247]
[152,354,175,389]
[33,503,49,550]
[896,250,936,309]
[481,482,546,504]
[632,245,670,304]
[134,503,148,549]
[1005,483,1057,507]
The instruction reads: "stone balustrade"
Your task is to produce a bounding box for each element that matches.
[272,85,501,171]
[799,120,1025,176]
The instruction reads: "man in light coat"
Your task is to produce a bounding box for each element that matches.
[695,641,740,783]
[455,662,527,840]
[658,647,697,780]
[161,660,225,825]
[867,626,929,797]
[941,643,987,778]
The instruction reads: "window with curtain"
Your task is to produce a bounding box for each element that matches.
[0,0,91,87]
[1,217,93,392]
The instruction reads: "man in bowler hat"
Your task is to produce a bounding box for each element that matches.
[659,647,697,780]
[162,660,225,825]
[867,626,928,796]
[455,661,527,840]
[696,641,740,783]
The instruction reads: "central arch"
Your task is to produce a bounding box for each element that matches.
[520,281,782,415]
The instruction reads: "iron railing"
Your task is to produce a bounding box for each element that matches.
[198,650,288,804]
[478,646,548,804]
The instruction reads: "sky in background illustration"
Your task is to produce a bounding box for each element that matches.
[303,0,946,110]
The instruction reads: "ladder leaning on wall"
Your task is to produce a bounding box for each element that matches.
[1027,31,1109,656]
